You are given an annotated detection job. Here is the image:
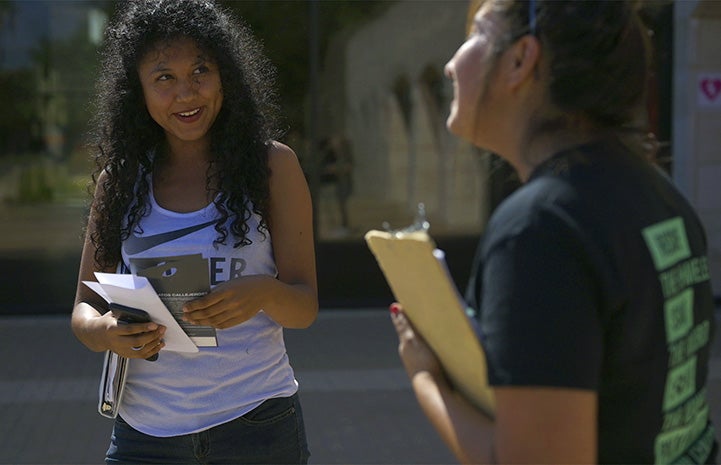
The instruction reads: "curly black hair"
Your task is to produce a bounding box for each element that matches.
[86,0,283,268]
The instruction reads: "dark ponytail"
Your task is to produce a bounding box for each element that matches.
[495,0,652,128]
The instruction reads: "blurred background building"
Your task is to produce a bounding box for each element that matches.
[0,0,719,314]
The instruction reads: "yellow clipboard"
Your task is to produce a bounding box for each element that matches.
[365,227,495,416]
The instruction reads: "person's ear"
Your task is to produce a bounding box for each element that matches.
[505,35,540,88]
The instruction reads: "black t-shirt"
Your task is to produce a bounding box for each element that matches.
[466,138,717,464]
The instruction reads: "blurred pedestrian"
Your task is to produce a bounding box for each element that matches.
[320,134,354,234]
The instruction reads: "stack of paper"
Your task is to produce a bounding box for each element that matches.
[84,272,199,353]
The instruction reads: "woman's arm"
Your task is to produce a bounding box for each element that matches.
[71,171,165,357]
[262,141,318,327]
[183,141,318,329]
[392,307,496,463]
[71,170,118,351]
[392,307,597,464]
[493,386,597,464]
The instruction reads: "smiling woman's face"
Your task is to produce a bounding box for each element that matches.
[137,36,223,147]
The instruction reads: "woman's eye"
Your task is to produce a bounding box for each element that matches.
[157,74,173,82]
[193,65,209,75]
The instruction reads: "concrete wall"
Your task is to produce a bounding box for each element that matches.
[674,0,721,294]
[319,0,489,235]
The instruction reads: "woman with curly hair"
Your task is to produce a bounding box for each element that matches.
[71,1,316,463]
[390,0,717,463]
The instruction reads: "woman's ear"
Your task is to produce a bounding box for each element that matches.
[505,35,541,89]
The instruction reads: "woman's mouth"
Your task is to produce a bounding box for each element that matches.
[177,108,201,117]
[175,107,202,121]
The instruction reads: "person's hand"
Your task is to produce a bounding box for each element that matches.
[390,303,445,382]
[182,275,271,329]
[102,312,166,359]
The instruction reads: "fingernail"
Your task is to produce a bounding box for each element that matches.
[389,303,400,315]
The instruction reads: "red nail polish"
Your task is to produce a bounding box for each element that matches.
[389,303,400,315]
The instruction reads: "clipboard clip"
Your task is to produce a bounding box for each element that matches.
[382,203,430,238]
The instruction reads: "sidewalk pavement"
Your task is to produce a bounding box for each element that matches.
[1,308,720,465]
[0,309,456,465]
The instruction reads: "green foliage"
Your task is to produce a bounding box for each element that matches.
[0,69,42,155]
[0,1,15,23]
[43,27,101,152]
[17,163,54,203]
[0,3,102,159]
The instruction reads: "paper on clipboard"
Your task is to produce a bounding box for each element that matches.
[365,228,495,416]
[83,272,199,353]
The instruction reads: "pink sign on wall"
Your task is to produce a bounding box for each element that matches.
[698,73,721,107]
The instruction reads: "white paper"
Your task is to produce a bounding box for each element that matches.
[84,272,199,353]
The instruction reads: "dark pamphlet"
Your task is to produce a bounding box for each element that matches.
[131,253,218,347]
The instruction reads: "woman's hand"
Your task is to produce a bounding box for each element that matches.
[73,306,165,358]
[182,275,273,329]
[390,302,497,464]
[71,300,165,358]
[104,312,166,359]
[390,303,445,382]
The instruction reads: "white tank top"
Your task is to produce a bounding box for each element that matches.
[118,185,298,437]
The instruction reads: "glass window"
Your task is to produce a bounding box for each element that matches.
[0,1,107,314]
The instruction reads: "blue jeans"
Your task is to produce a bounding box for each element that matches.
[105,393,310,464]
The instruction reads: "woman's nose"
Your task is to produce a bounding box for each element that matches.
[444,60,454,80]
[176,77,198,102]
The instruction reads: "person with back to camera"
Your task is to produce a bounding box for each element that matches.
[70,0,317,463]
[390,0,718,463]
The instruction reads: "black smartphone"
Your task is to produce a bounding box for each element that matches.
[109,303,159,361]
[110,303,152,324]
